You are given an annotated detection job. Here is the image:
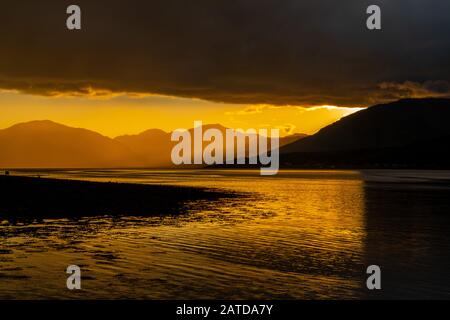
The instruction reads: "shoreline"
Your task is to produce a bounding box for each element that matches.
[0,175,234,219]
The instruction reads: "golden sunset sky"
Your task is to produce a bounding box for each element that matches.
[1,1,448,138]
[0,90,362,137]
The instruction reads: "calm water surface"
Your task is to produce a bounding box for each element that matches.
[1,169,450,299]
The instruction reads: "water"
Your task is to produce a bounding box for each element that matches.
[1,169,450,299]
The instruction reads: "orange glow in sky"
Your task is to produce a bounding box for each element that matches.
[0,91,364,137]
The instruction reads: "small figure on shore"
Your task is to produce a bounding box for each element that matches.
[4,170,9,176]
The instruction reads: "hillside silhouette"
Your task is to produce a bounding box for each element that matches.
[115,129,173,167]
[117,123,305,166]
[280,98,450,168]
[0,121,304,168]
[0,120,140,168]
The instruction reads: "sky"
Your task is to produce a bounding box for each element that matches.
[0,0,449,136]
[0,90,361,137]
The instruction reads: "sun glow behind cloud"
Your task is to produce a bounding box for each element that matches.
[0,91,364,137]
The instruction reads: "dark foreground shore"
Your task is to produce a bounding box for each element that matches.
[0,175,233,219]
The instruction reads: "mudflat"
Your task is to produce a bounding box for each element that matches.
[0,175,232,219]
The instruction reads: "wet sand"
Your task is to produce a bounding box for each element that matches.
[0,175,233,219]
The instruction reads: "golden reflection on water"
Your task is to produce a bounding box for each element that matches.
[1,170,367,299]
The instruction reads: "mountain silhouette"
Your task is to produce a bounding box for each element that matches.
[116,124,230,167]
[0,121,304,168]
[115,129,173,167]
[0,120,140,168]
[116,123,305,166]
[280,98,450,168]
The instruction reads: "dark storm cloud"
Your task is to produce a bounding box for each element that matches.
[0,0,449,106]
[377,80,450,100]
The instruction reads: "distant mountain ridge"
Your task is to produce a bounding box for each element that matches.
[115,128,172,167]
[0,120,305,168]
[0,120,140,168]
[280,98,450,168]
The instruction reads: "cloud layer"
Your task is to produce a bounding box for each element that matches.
[1,0,449,106]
